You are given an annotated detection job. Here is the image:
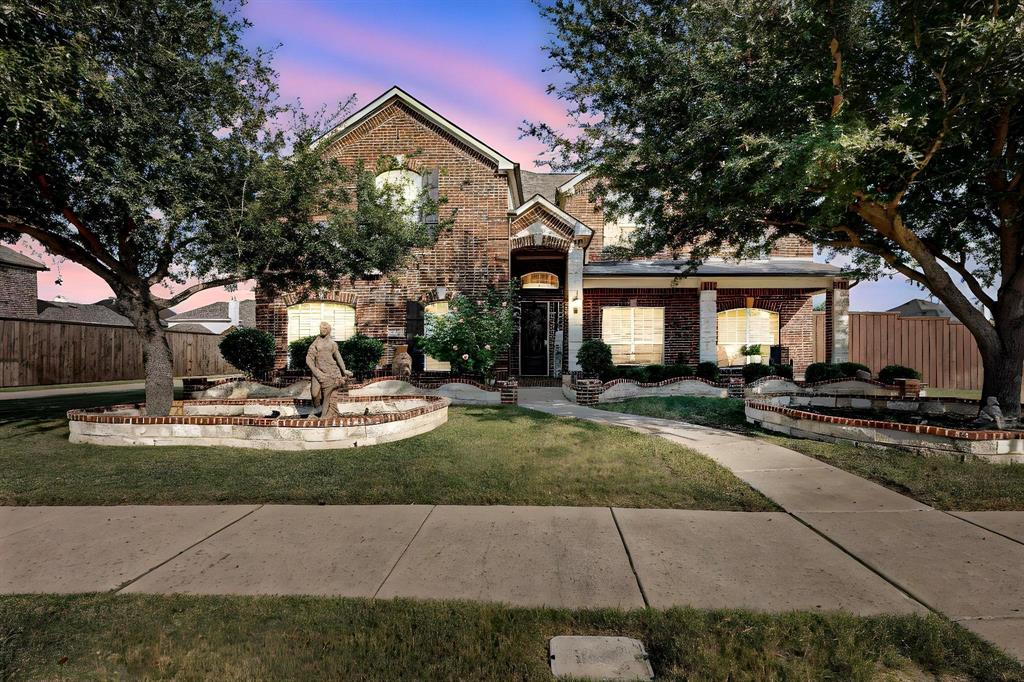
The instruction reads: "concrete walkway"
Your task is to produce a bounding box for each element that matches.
[519,388,1024,659]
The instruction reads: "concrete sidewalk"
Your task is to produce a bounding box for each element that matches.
[1,504,919,616]
[519,388,1024,659]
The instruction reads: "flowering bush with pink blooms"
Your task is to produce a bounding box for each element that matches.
[417,283,518,381]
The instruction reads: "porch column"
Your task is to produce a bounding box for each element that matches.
[830,278,850,363]
[699,282,718,364]
[567,243,585,372]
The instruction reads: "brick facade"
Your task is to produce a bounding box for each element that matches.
[257,99,512,370]
[0,265,39,318]
[583,287,816,375]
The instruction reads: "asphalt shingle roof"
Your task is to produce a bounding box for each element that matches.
[520,171,576,204]
[37,300,132,326]
[0,245,47,271]
[167,299,255,326]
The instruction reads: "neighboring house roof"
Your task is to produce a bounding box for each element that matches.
[93,296,174,320]
[0,245,47,271]
[167,322,217,334]
[315,86,517,173]
[557,170,593,195]
[888,298,954,318]
[583,259,844,277]
[520,171,576,204]
[37,300,132,326]
[167,299,255,327]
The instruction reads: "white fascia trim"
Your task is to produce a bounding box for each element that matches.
[513,194,594,238]
[556,170,593,195]
[313,86,516,172]
[583,275,836,290]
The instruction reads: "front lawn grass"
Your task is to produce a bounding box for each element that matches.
[0,391,772,510]
[2,594,1019,682]
[596,396,1024,511]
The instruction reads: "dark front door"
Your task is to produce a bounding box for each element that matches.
[520,301,549,375]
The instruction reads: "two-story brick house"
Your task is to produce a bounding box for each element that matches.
[255,87,848,380]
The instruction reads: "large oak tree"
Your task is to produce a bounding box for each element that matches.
[529,0,1024,418]
[1,1,446,414]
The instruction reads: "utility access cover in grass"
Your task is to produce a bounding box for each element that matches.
[549,636,654,680]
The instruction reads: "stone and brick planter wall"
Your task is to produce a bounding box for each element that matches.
[68,395,449,450]
[746,394,1022,464]
[348,376,504,405]
[745,376,901,398]
[570,375,728,405]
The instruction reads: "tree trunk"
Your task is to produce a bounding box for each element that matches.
[979,327,1024,424]
[117,293,175,416]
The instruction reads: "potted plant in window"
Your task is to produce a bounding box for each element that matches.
[740,344,762,365]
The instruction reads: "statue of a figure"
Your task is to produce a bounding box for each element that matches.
[392,344,413,379]
[306,322,353,419]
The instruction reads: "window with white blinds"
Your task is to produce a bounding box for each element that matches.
[286,302,356,345]
[424,300,451,371]
[601,306,664,365]
[716,308,779,365]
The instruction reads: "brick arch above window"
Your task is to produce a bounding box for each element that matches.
[280,289,358,307]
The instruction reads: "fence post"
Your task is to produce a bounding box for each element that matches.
[575,378,604,406]
[497,379,518,405]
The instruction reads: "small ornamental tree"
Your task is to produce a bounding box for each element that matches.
[339,333,385,380]
[576,339,614,378]
[219,327,276,378]
[0,1,450,415]
[530,0,1024,421]
[417,285,518,381]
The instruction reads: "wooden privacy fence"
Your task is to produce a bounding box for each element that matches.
[0,317,238,388]
[813,311,984,390]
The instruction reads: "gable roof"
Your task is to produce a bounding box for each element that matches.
[0,245,47,271]
[556,171,593,195]
[168,300,255,326]
[37,300,132,326]
[888,298,953,319]
[512,194,594,242]
[314,86,517,172]
[521,171,576,204]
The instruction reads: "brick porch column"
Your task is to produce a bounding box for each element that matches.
[567,243,585,372]
[829,279,850,363]
[699,282,718,364]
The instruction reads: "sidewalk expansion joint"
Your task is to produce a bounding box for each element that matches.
[942,511,1024,548]
[373,504,436,600]
[786,510,937,614]
[609,507,650,609]
[112,504,264,594]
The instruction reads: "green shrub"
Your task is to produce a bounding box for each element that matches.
[769,363,794,379]
[837,362,871,377]
[804,362,844,383]
[878,364,922,385]
[288,335,317,370]
[695,361,720,382]
[577,339,614,378]
[339,333,385,380]
[742,363,773,383]
[219,327,276,378]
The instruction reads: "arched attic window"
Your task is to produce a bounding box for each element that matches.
[521,272,560,289]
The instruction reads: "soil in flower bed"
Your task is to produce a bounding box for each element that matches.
[799,406,998,431]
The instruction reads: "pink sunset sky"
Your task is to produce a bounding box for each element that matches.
[18,0,928,312]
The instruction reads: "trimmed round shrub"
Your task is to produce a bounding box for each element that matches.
[695,361,720,382]
[577,339,614,378]
[804,362,844,383]
[878,364,922,385]
[837,362,871,378]
[742,363,773,384]
[219,327,276,378]
[769,363,794,379]
[339,333,385,380]
[288,335,317,370]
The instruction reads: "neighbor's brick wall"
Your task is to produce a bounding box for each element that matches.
[0,266,38,318]
[257,100,512,370]
[583,287,816,374]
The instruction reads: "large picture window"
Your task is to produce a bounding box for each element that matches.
[602,306,664,365]
[716,308,779,365]
[287,302,355,345]
[423,300,451,372]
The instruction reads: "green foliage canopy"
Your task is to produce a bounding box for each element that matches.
[417,285,518,380]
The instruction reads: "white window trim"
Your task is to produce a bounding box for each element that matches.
[601,306,665,365]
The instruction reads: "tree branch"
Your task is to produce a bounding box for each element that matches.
[162,275,245,308]
[0,217,120,288]
[933,251,995,311]
[888,95,965,209]
[32,173,123,273]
